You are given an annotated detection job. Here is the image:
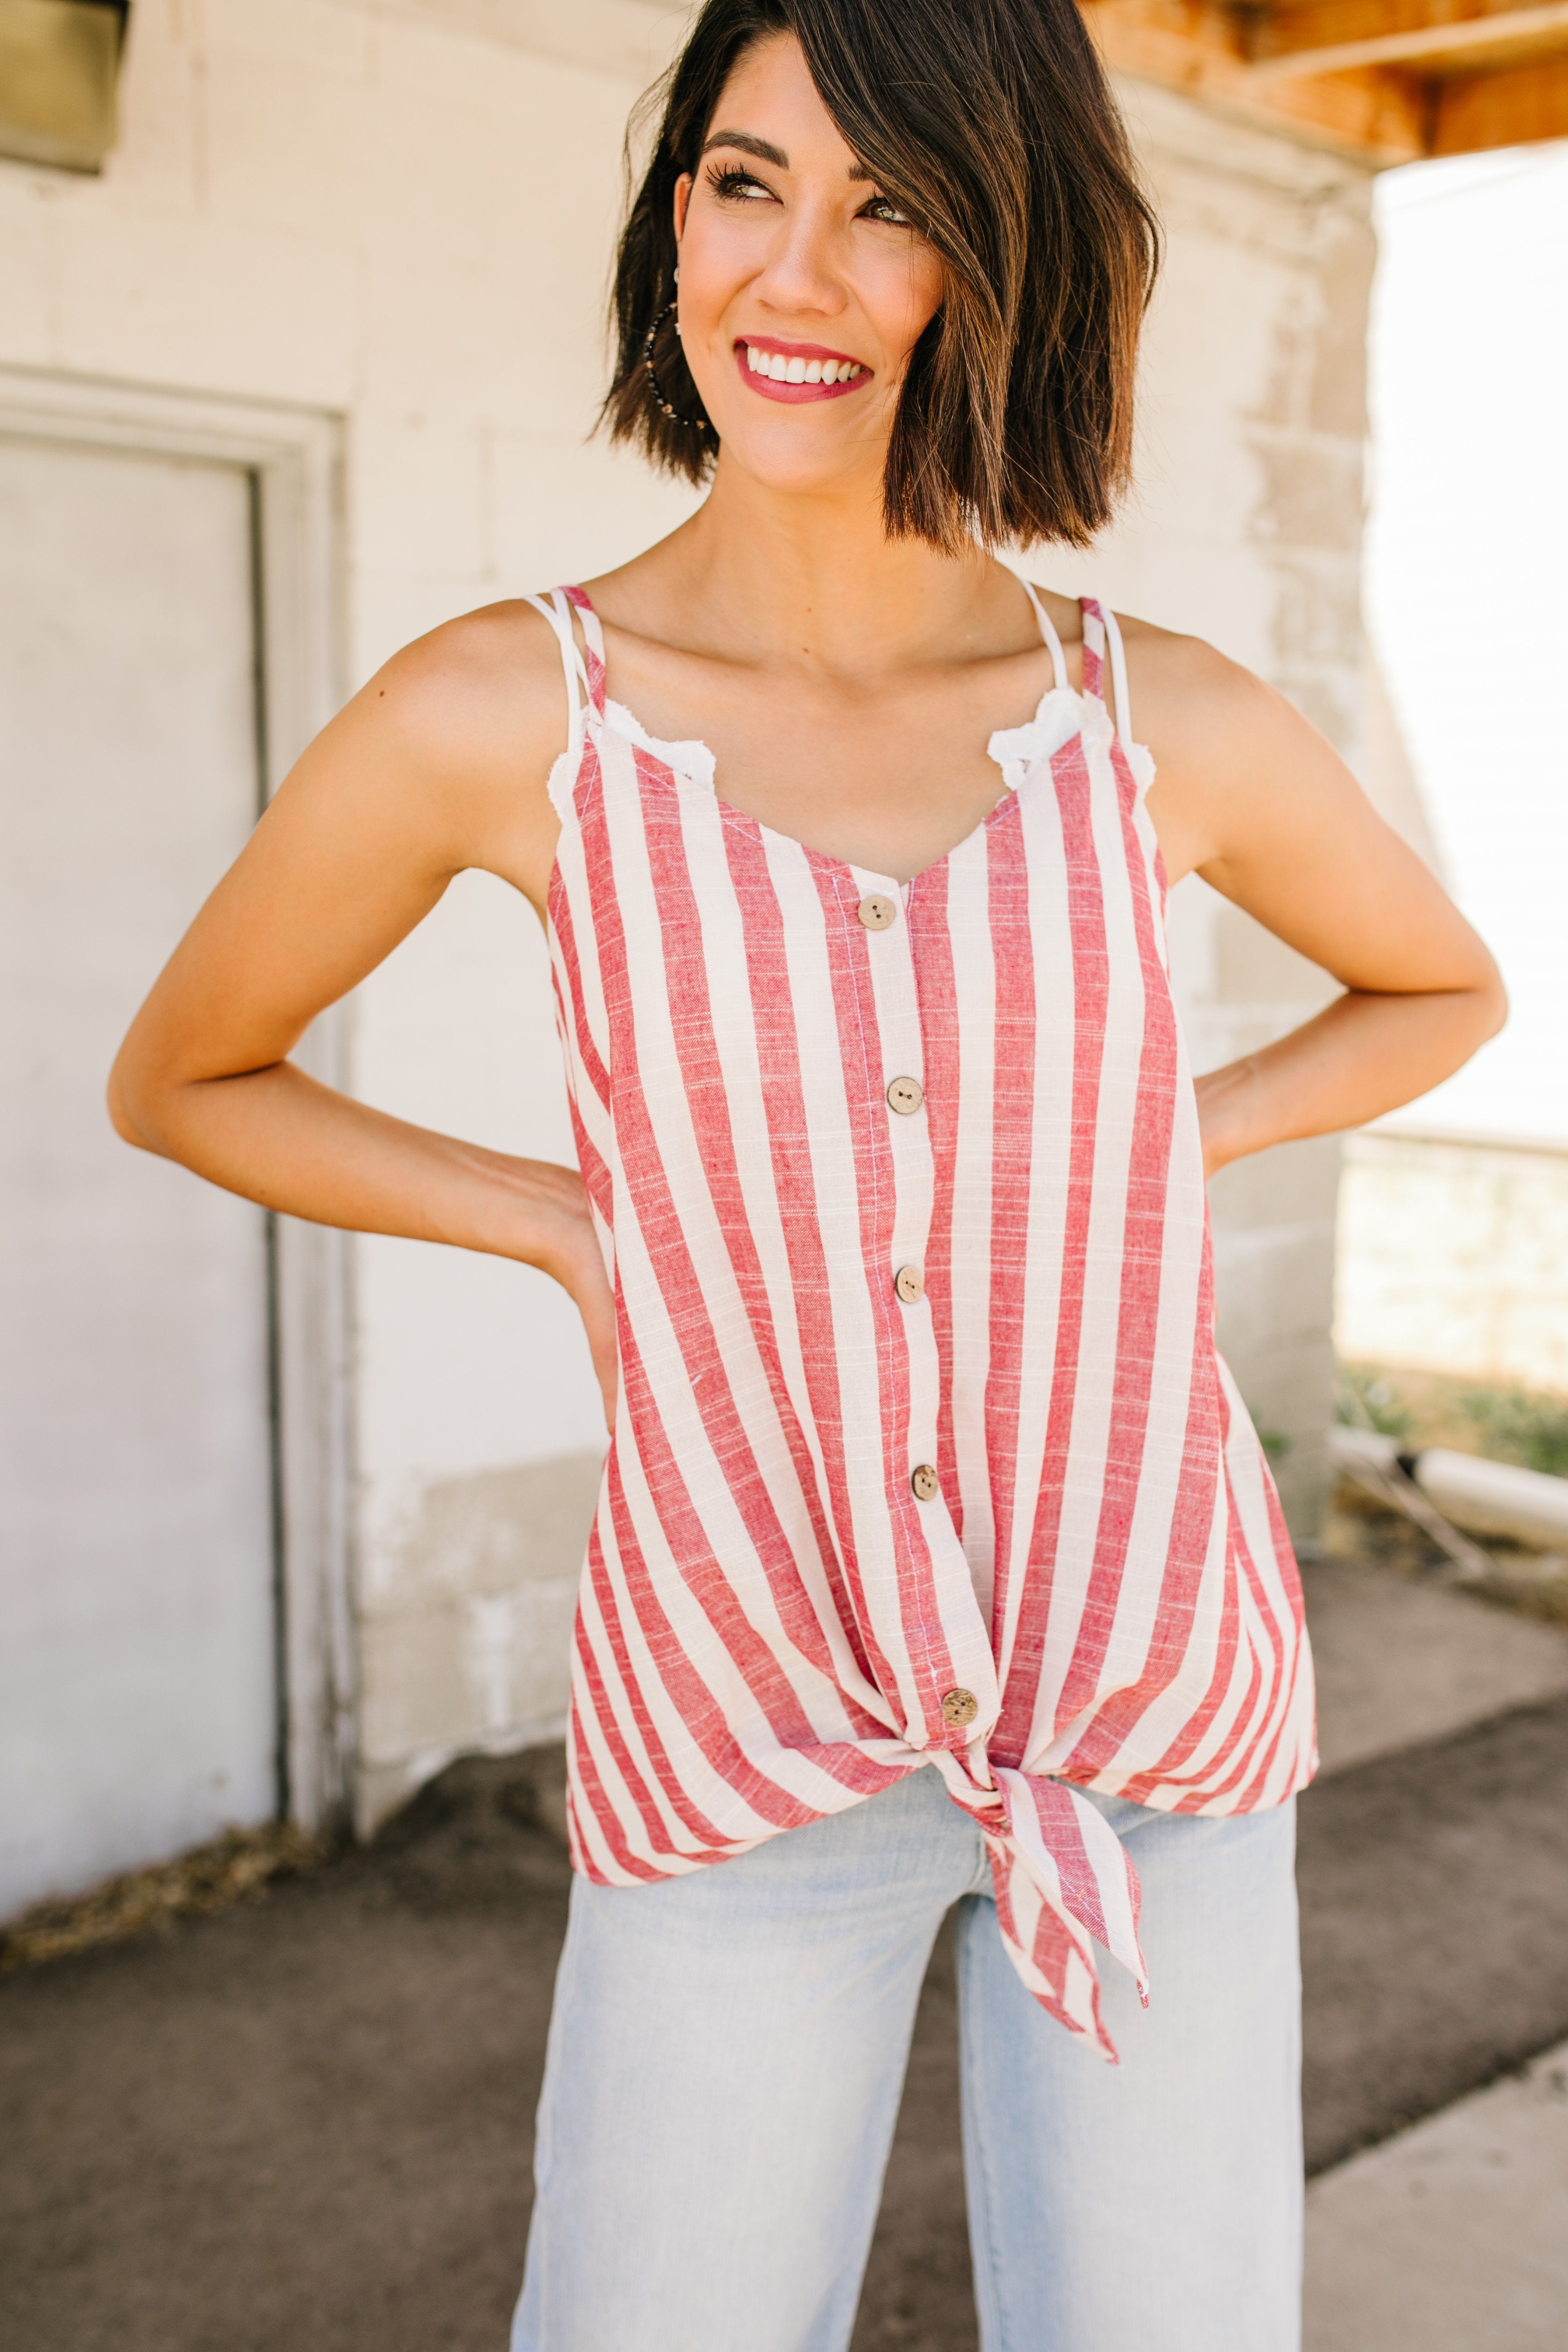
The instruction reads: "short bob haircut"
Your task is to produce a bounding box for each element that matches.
[602,0,1160,553]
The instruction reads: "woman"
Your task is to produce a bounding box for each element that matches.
[110,0,1502,2344]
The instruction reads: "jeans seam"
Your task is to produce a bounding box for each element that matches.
[960,1906,1015,2352]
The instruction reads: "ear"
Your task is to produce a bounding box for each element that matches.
[673,173,693,246]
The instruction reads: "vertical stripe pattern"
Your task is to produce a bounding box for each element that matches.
[532,586,1316,2061]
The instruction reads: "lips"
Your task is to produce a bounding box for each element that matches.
[734,337,872,404]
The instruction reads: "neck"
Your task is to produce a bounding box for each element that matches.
[628,447,1011,679]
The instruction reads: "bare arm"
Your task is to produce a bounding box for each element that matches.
[107,601,619,1420]
[1134,633,1504,1176]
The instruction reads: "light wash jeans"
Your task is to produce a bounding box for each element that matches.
[513,1765,1301,2352]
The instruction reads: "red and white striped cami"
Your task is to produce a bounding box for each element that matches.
[524,581,1316,2060]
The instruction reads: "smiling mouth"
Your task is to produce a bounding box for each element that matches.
[734,339,872,403]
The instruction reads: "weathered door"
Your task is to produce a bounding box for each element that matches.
[0,431,277,1917]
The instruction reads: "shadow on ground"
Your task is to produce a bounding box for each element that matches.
[0,1764,567,2352]
[6,1644,1568,2350]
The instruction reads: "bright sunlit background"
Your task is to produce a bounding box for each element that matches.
[1366,142,1568,1148]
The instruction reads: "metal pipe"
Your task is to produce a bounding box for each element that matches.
[1328,1425,1568,1556]
[1414,1448,1568,1551]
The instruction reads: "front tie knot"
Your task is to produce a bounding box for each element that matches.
[931,1755,1149,2063]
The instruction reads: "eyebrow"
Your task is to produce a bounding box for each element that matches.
[700,129,872,179]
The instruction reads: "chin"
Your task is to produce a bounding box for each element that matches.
[710,415,883,501]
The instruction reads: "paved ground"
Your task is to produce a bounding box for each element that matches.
[0,1776,565,2352]
[1298,1687,1568,2172]
[4,1559,1568,2351]
[1305,2039,1568,2352]
[1305,1556,1568,1774]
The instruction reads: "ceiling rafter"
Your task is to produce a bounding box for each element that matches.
[1253,2,1568,79]
[1080,0,1568,161]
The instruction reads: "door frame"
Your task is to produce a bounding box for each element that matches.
[0,365,354,1834]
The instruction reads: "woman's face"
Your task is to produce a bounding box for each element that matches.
[672,34,945,500]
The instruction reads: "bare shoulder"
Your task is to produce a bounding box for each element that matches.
[364,596,572,790]
[1114,617,1289,773]
[1040,592,1308,767]
[324,596,573,908]
[1031,594,1359,883]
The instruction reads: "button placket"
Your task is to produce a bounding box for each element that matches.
[853,873,936,1491]
[851,870,997,1745]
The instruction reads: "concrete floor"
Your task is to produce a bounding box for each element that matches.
[1305,1557,1568,1776]
[4,1560,1568,2351]
[1305,2040,1568,2352]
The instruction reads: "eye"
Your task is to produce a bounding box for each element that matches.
[705,162,777,205]
[859,192,912,226]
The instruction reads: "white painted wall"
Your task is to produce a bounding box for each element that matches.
[0,0,702,1849]
[1337,1133,1568,1394]
[0,0,1376,1855]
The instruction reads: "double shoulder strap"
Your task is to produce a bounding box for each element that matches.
[521,588,593,777]
[522,578,1138,775]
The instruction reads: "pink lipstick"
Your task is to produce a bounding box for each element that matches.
[735,336,873,403]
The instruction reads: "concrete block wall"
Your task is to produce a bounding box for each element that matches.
[1337,1133,1568,1395]
[0,2,1375,1832]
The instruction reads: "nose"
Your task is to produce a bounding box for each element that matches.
[751,196,849,323]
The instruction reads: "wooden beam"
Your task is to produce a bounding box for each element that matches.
[1253,0,1568,76]
[1263,0,1553,53]
[1433,45,1568,140]
[1081,0,1428,160]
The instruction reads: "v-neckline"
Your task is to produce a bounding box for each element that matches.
[600,683,1092,892]
[561,578,1141,891]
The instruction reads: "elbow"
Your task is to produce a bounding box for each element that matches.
[1471,957,1508,1048]
[106,1054,161,1154]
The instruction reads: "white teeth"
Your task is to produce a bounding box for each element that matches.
[745,347,863,386]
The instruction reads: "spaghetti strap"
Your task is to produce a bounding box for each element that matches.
[562,584,609,719]
[522,589,591,774]
[1101,603,1134,753]
[1079,596,1134,752]
[1019,579,1069,693]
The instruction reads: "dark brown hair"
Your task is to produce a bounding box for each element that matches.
[602,0,1160,552]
